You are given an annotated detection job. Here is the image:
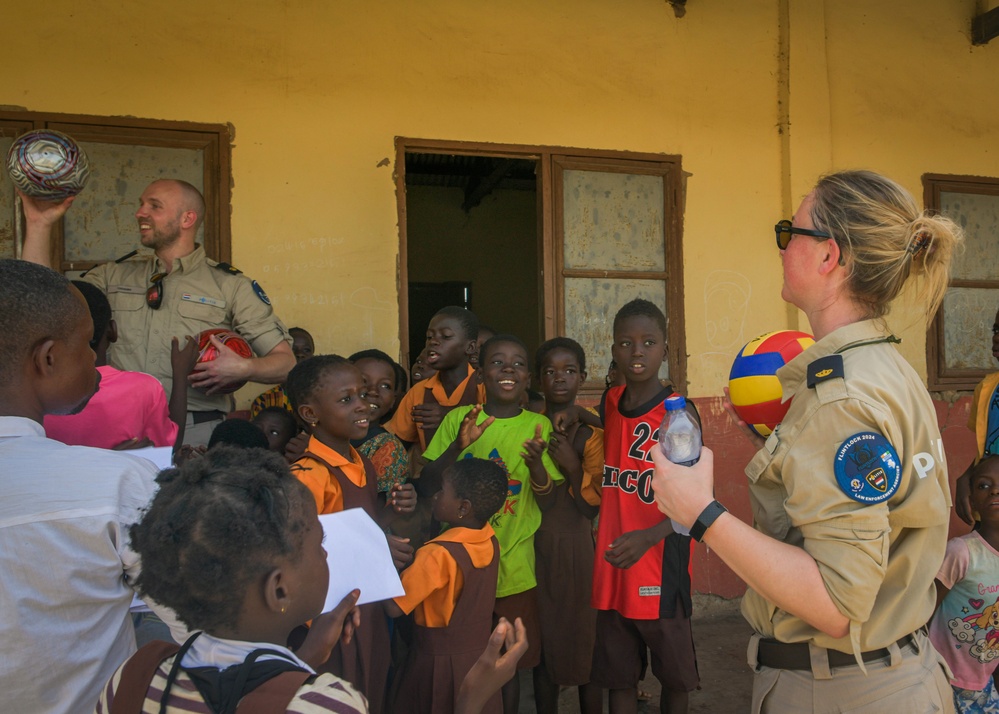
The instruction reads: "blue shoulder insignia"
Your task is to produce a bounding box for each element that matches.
[833,432,901,504]
[252,280,271,305]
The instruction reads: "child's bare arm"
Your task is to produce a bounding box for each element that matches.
[547,432,599,520]
[419,406,494,497]
[456,617,528,714]
[295,589,361,668]
[523,425,557,510]
[387,482,417,514]
[169,336,199,450]
[411,402,448,434]
[379,483,417,532]
[552,405,602,434]
[604,520,673,569]
[387,534,414,571]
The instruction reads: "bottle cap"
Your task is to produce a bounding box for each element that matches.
[664,395,686,410]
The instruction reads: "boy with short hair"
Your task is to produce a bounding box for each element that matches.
[0,259,174,713]
[592,299,699,714]
[421,334,563,711]
[387,306,487,456]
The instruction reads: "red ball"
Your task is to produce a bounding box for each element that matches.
[196,329,253,394]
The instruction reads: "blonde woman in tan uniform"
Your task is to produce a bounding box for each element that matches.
[652,170,962,713]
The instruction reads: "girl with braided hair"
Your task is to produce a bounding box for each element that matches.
[97,445,366,712]
[97,446,527,714]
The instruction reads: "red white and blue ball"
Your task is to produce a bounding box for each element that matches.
[728,330,815,437]
[6,129,91,201]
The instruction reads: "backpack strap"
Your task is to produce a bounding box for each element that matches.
[236,670,312,713]
[110,640,181,714]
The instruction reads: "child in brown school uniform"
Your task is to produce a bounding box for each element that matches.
[532,338,603,714]
[386,307,487,456]
[385,457,509,714]
[286,354,418,714]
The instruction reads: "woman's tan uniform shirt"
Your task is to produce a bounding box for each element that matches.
[741,319,951,656]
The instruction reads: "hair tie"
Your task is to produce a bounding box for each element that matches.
[907,231,932,259]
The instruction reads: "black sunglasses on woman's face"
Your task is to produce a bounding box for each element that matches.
[774,220,831,250]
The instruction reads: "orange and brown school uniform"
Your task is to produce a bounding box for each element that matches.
[385,365,486,451]
[390,525,501,714]
[292,436,391,714]
[535,421,603,687]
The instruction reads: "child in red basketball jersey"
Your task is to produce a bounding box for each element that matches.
[571,299,699,714]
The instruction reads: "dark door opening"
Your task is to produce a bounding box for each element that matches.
[403,152,541,366]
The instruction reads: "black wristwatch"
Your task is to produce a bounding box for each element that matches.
[690,500,728,542]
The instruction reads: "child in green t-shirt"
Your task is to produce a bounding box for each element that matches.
[422,334,563,711]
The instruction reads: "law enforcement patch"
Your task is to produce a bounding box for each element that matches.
[833,432,901,504]
[252,280,271,305]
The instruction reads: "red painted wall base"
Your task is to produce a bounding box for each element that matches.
[689,395,977,599]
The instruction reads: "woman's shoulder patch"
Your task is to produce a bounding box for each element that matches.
[833,431,901,504]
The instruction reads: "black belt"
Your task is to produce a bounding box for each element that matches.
[757,633,916,670]
[190,410,226,425]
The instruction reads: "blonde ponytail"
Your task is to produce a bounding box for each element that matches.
[810,170,964,323]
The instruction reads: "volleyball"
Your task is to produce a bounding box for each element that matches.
[6,129,91,201]
[196,329,254,394]
[728,330,815,437]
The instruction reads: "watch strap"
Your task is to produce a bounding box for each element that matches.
[690,500,727,542]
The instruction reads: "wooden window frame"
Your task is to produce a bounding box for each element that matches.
[395,138,686,397]
[1,110,231,271]
[923,173,999,391]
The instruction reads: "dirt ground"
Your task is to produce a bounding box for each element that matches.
[517,593,754,713]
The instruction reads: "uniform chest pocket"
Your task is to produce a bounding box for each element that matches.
[107,287,146,313]
[177,297,228,326]
[745,443,792,540]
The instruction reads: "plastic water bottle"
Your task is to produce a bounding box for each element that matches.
[658,395,701,536]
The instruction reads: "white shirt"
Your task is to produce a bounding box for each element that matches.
[0,417,159,714]
[183,632,315,673]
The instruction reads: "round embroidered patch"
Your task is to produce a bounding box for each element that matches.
[252,280,271,305]
[833,432,901,504]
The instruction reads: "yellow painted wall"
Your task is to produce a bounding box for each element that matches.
[3,0,997,405]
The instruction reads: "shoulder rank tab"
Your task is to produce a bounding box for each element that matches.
[80,249,139,278]
[212,261,242,275]
[807,354,844,389]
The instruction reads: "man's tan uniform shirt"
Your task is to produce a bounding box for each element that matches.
[83,245,291,412]
[741,319,950,656]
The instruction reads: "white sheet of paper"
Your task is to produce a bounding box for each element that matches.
[319,508,404,609]
[130,446,174,470]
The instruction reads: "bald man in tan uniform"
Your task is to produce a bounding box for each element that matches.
[20,180,294,445]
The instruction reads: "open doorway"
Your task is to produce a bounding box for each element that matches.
[402,152,541,364]
[395,138,687,398]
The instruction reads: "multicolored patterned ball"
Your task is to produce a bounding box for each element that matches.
[196,329,254,394]
[728,330,815,437]
[6,129,91,201]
